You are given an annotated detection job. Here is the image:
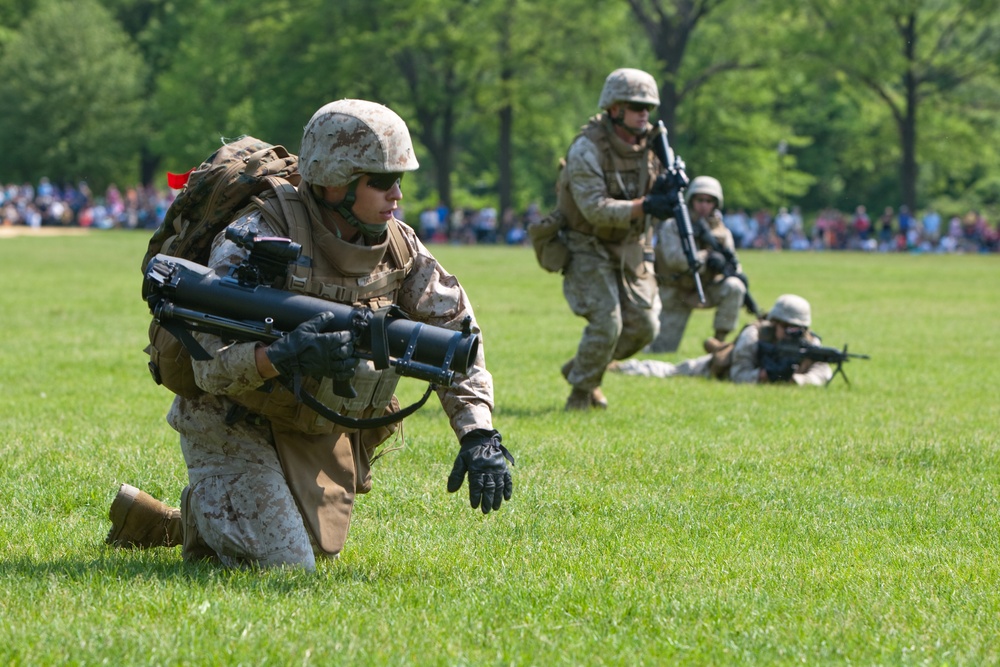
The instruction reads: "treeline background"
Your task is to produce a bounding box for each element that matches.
[0,0,997,221]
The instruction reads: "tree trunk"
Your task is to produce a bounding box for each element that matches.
[497,2,515,219]
[899,12,918,212]
[140,145,159,188]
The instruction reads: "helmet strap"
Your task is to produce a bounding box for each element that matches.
[608,106,649,138]
[334,179,388,242]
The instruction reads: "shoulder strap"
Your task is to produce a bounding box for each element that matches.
[265,177,315,292]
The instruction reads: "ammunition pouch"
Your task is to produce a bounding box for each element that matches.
[528,208,570,273]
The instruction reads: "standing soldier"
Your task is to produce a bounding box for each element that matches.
[556,67,676,411]
[647,176,747,353]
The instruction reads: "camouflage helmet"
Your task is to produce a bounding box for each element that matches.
[299,99,419,188]
[768,294,812,327]
[686,176,724,210]
[598,68,660,111]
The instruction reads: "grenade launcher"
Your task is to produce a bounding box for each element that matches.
[142,233,479,390]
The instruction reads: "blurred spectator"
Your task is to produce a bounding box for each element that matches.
[723,208,749,248]
[877,206,895,251]
[418,207,439,241]
[851,205,871,241]
[921,208,941,244]
[774,206,794,246]
[897,205,913,239]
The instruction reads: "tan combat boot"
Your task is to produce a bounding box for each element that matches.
[106,483,182,549]
[561,359,609,410]
[703,337,725,354]
[590,387,608,410]
[565,388,593,411]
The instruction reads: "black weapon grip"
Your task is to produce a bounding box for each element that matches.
[653,121,705,304]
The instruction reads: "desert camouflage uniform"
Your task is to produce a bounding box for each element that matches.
[649,209,746,353]
[559,116,661,392]
[168,209,493,569]
[613,320,833,386]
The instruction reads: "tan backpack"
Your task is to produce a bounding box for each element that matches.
[143,136,306,398]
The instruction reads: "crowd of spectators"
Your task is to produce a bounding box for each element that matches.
[722,204,999,254]
[412,201,538,246]
[2,176,997,254]
[1,179,174,230]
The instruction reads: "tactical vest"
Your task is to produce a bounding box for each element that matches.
[229,183,414,435]
[557,115,656,243]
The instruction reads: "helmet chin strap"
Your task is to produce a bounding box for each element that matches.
[333,179,388,241]
[609,107,649,138]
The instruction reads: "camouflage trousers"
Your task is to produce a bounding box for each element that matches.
[170,396,340,571]
[648,275,747,353]
[611,354,712,379]
[562,234,660,391]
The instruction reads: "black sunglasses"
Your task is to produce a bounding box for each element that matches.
[366,172,404,191]
[626,102,655,113]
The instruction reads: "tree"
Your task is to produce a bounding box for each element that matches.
[627,0,814,208]
[625,0,732,137]
[462,0,641,215]
[799,0,1000,212]
[0,0,147,190]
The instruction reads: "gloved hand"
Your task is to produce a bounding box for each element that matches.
[447,429,514,514]
[650,173,673,196]
[266,312,357,383]
[641,194,674,220]
[706,251,727,274]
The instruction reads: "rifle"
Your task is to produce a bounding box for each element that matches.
[649,120,705,304]
[691,218,763,318]
[758,340,870,387]
[143,232,479,428]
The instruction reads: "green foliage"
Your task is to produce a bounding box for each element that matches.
[790,0,1000,212]
[1,231,999,664]
[1,0,999,217]
[0,0,147,190]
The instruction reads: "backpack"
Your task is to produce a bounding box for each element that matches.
[142,136,300,272]
[143,136,304,398]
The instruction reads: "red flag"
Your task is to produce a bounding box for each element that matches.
[167,168,194,190]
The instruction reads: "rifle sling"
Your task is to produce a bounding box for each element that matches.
[276,373,433,430]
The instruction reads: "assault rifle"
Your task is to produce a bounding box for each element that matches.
[142,231,479,427]
[758,340,870,387]
[692,218,763,318]
[650,120,705,304]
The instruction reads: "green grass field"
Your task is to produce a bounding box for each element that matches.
[0,230,997,665]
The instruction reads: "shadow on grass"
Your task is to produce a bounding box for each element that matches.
[0,546,387,589]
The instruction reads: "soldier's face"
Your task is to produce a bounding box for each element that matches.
[612,102,652,134]
[775,323,806,342]
[691,194,717,219]
[353,173,403,225]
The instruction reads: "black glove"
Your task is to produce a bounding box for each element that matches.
[447,429,514,514]
[706,251,727,274]
[266,312,357,383]
[650,173,672,196]
[641,194,674,220]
